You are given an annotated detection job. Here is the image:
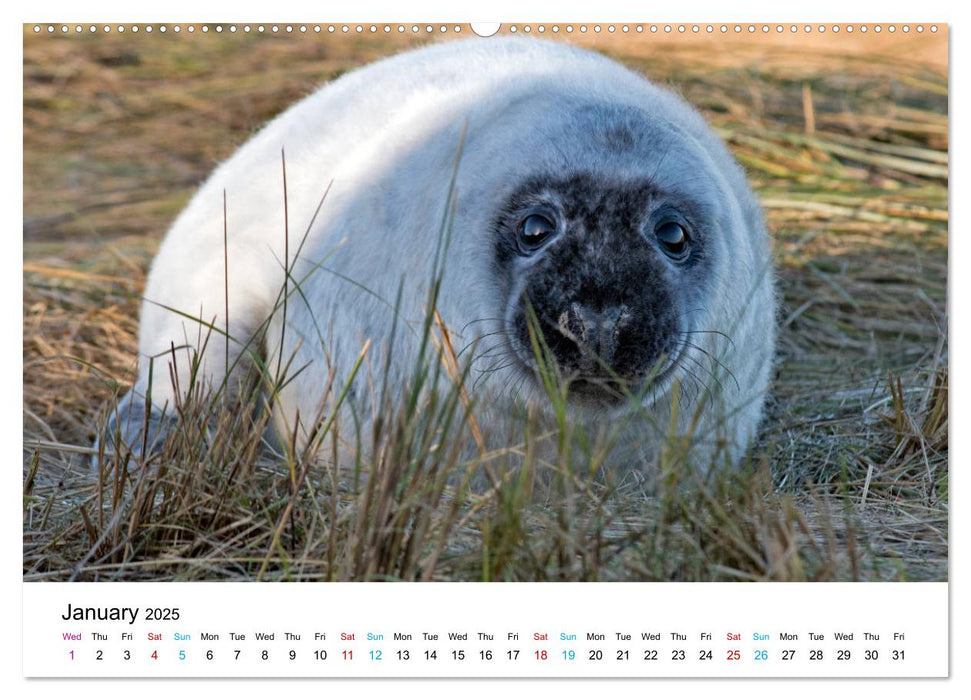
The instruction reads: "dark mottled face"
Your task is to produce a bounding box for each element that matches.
[493,172,710,404]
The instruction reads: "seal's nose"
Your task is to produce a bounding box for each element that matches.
[557,302,631,368]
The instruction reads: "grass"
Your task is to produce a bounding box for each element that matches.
[23,27,947,582]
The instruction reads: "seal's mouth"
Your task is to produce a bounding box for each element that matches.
[563,346,684,407]
[502,319,686,409]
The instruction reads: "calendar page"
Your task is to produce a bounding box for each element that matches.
[21,15,949,685]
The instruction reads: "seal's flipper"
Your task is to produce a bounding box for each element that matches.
[92,389,178,469]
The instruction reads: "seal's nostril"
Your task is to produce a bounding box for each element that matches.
[556,303,629,366]
[600,304,629,333]
[557,304,587,344]
[614,304,632,336]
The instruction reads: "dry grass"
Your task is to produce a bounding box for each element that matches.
[23,27,947,582]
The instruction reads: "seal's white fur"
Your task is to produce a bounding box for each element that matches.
[117,38,776,468]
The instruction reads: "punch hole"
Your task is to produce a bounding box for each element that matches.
[664,25,671,33]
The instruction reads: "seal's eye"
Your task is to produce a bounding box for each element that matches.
[655,221,689,260]
[518,213,556,253]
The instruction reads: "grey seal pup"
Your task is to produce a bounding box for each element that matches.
[103,37,776,472]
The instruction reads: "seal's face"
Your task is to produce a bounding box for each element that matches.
[492,172,711,406]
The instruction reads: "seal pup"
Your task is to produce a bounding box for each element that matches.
[102,37,776,472]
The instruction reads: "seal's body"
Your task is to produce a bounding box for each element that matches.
[108,38,776,471]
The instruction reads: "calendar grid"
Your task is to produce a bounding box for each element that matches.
[23,582,948,678]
